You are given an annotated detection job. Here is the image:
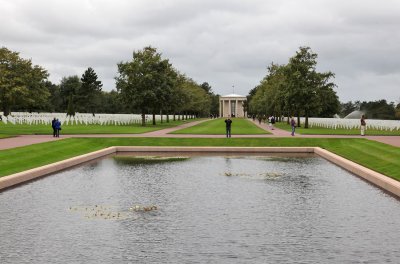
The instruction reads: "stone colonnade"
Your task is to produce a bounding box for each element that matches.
[219,94,246,118]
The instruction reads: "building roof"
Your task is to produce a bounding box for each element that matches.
[220,93,246,98]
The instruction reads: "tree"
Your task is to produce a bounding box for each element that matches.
[360,99,396,119]
[200,82,219,117]
[317,84,340,117]
[116,46,177,126]
[395,103,400,120]
[340,101,358,117]
[45,81,63,112]
[180,78,211,118]
[98,90,126,114]
[285,47,337,128]
[0,47,49,115]
[66,94,75,116]
[77,67,103,115]
[249,63,287,121]
[59,76,81,111]
[200,82,212,94]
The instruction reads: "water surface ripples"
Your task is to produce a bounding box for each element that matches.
[1,155,399,263]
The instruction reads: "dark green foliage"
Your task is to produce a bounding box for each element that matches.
[77,67,103,114]
[66,94,75,116]
[249,47,340,127]
[0,47,49,115]
[116,46,177,126]
[340,101,359,117]
[360,100,396,120]
[59,76,81,111]
[340,100,398,120]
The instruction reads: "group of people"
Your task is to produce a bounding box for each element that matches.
[51,118,62,137]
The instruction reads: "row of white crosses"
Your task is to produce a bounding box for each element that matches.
[300,117,400,131]
[0,112,185,126]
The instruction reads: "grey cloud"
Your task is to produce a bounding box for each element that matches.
[1,0,399,101]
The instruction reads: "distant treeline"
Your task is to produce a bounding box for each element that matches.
[340,100,400,120]
[0,46,220,124]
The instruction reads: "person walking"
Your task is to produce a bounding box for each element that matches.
[360,114,366,136]
[290,117,296,136]
[51,118,57,137]
[271,116,275,130]
[225,116,232,138]
[268,116,272,129]
[55,119,61,138]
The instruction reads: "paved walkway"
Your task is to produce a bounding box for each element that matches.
[251,119,400,147]
[1,119,399,150]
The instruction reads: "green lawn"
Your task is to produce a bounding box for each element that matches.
[0,137,399,182]
[0,119,195,135]
[171,118,270,134]
[275,122,400,136]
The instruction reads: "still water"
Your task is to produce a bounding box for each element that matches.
[0,155,399,263]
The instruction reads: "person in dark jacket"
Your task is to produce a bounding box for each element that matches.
[225,117,232,138]
[55,119,61,138]
[51,118,57,137]
[290,117,296,136]
[271,116,276,130]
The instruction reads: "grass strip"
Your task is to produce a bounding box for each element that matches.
[275,122,400,136]
[0,137,399,181]
[172,118,270,134]
[0,119,195,135]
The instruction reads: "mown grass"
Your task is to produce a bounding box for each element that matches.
[171,118,270,134]
[275,122,400,135]
[0,119,195,135]
[0,137,399,181]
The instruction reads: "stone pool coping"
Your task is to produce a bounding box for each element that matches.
[1,146,399,198]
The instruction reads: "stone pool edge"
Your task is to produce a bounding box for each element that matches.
[1,146,399,198]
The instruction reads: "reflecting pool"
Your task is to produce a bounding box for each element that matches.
[1,155,399,263]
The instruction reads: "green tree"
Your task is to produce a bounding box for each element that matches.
[116,46,177,126]
[77,67,103,115]
[0,47,49,115]
[360,100,396,119]
[395,103,400,120]
[66,94,75,116]
[340,101,358,117]
[98,90,126,114]
[285,47,337,128]
[45,81,63,112]
[60,76,81,111]
[249,63,287,121]
[180,78,211,118]
[199,82,219,117]
[200,82,212,94]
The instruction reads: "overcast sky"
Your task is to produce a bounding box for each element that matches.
[1,0,399,102]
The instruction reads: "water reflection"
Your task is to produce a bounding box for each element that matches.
[0,155,399,263]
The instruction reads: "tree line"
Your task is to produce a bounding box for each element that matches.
[0,46,220,125]
[340,100,400,120]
